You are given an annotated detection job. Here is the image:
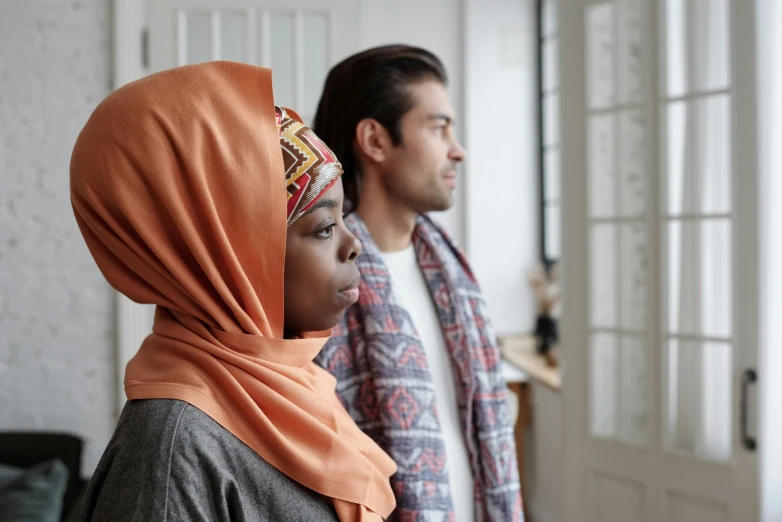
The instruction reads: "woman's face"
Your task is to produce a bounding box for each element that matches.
[283,178,362,335]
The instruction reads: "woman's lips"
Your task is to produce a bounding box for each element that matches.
[339,286,360,303]
[338,278,361,304]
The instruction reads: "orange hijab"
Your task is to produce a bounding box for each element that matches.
[70,62,396,521]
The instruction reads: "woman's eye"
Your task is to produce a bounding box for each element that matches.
[314,224,336,239]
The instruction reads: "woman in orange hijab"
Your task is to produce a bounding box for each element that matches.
[70,62,396,521]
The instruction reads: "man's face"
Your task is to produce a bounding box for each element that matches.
[380,80,466,213]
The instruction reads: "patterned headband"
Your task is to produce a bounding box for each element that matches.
[275,107,343,226]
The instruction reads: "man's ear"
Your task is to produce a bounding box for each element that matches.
[355,118,392,164]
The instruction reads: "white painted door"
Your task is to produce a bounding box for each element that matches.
[558,0,760,520]
[147,0,358,122]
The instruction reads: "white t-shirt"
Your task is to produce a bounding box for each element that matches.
[380,245,476,522]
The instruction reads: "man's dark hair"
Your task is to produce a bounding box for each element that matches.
[312,45,448,209]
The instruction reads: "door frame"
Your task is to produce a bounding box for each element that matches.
[112,0,149,417]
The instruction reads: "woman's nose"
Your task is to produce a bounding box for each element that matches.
[342,230,362,262]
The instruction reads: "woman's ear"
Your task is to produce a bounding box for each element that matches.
[355,118,391,165]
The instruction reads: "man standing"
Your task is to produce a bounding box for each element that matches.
[313,45,523,522]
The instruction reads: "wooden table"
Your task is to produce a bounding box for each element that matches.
[499,335,561,392]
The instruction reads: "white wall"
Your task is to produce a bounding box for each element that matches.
[464,0,539,334]
[0,0,116,474]
[359,0,539,335]
[757,0,782,519]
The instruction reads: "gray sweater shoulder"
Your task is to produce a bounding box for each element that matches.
[81,399,338,522]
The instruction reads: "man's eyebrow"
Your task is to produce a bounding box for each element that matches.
[427,113,455,125]
[300,198,339,218]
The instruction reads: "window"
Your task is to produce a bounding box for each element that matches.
[538,0,560,266]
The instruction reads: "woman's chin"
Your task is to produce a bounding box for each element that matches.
[284,300,358,336]
[300,312,346,335]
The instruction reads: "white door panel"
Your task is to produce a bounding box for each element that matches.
[559,0,759,520]
[148,0,358,123]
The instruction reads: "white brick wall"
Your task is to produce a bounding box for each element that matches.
[0,0,115,474]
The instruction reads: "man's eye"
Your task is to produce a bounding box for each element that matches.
[314,224,336,239]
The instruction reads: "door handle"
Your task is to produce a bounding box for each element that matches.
[740,369,757,452]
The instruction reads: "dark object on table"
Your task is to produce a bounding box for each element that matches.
[528,263,561,359]
[534,314,559,355]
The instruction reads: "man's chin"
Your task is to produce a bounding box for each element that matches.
[437,190,456,210]
[406,191,454,214]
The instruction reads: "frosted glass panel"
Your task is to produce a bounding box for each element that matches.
[620,222,648,331]
[591,224,617,328]
[619,110,646,217]
[270,13,296,109]
[696,95,731,214]
[617,0,643,104]
[586,2,616,110]
[545,205,561,259]
[544,93,560,146]
[542,0,558,37]
[186,12,212,65]
[589,114,616,218]
[665,0,730,96]
[667,101,691,216]
[665,0,687,97]
[542,39,559,92]
[666,341,732,461]
[591,333,618,439]
[700,219,732,338]
[668,219,732,337]
[667,221,694,334]
[302,14,329,119]
[666,339,697,453]
[220,12,247,62]
[544,149,561,202]
[692,0,730,92]
[666,95,736,219]
[619,336,647,445]
[699,342,732,462]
